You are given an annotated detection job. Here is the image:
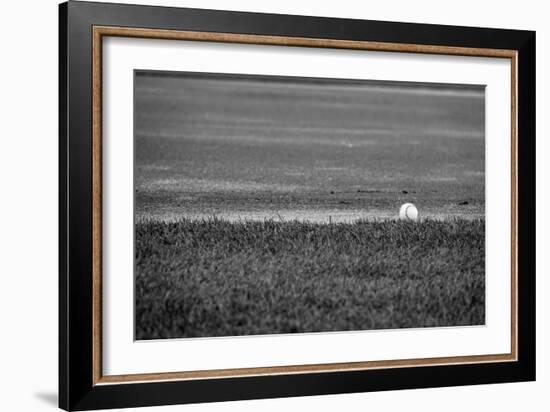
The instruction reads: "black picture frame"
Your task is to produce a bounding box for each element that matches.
[59,1,536,410]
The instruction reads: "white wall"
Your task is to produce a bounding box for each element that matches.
[0,0,546,411]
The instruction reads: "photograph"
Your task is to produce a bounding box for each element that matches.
[56,3,536,409]
[134,70,486,340]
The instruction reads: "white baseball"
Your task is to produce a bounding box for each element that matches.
[399,203,418,221]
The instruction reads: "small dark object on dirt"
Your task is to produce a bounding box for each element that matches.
[330,191,335,194]
[458,201,469,205]
[402,190,408,194]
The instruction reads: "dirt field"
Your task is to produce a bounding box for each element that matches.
[135,72,485,223]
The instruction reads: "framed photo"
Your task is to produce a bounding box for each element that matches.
[59,1,535,410]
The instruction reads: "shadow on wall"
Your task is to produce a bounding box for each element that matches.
[34,392,58,407]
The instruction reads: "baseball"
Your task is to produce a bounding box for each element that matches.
[399,203,418,221]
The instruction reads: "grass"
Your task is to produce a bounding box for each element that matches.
[135,218,485,340]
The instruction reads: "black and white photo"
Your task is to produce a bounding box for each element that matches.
[134,71,486,340]
[59,4,535,409]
